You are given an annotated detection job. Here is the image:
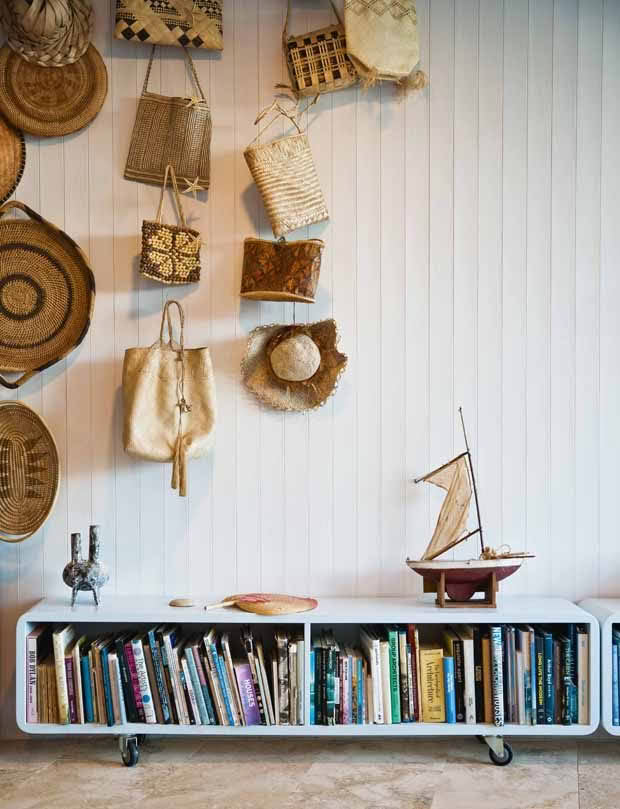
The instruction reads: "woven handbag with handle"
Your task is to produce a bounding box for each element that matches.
[123,300,216,497]
[115,0,223,51]
[140,165,201,285]
[244,98,328,239]
[281,0,357,98]
[125,45,211,189]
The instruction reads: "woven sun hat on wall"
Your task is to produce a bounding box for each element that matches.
[0,401,60,543]
[241,319,347,412]
[0,0,92,67]
[0,113,25,205]
[0,200,95,390]
[0,42,107,137]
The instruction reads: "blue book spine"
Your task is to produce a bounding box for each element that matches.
[185,649,209,725]
[529,631,537,725]
[357,658,364,725]
[80,653,94,723]
[309,650,315,725]
[147,630,171,724]
[613,643,620,726]
[211,646,234,725]
[100,647,115,727]
[443,656,456,724]
[544,633,554,724]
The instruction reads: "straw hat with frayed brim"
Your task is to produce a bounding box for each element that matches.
[0,113,25,205]
[241,319,347,412]
[0,43,107,137]
[0,400,60,543]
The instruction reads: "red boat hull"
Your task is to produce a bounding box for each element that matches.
[407,562,522,601]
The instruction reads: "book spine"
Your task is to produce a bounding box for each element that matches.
[185,649,209,724]
[490,626,504,727]
[569,624,579,723]
[164,635,188,725]
[147,630,171,724]
[453,639,465,722]
[235,662,261,725]
[406,645,414,723]
[419,649,445,722]
[380,641,392,725]
[108,655,121,724]
[613,643,620,726]
[115,638,138,723]
[88,648,98,723]
[243,639,266,725]
[315,647,323,725]
[112,655,127,724]
[221,653,241,726]
[180,657,201,724]
[65,657,77,723]
[473,626,484,723]
[326,647,336,725]
[407,627,419,721]
[529,630,537,725]
[309,649,315,725]
[481,635,492,724]
[131,639,156,724]
[535,634,545,724]
[516,651,525,724]
[443,656,456,724]
[544,633,554,724]
[224,637,246,726]
[277,636,289,725]
[297,641,305,726]
[202,640,226,725]
[52,632,70,725]
[369,639,384,723]
[522,633,532,724]
[398,631,409,722]
[192,648,216,725]
[26,635,38,723]
[73,643,84,724]
[561,637,573,726]
[124,641,146,722]
[81,653,94,723]
[388,630,401,724]
[577,631,589,725]
[178,662,195,724]
[290,644,298,726]
[100,648,115,727]
[462,637,476,724]
[553,640,561,724]
[214,649,235,725]
[357,657,364,725]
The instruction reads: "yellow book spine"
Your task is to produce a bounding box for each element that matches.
[52,633,70,725]
[420,647,445,723]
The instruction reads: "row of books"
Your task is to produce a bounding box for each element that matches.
[26,624,304,727]
[311,624,590,726]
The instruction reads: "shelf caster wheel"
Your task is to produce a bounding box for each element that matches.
[119,736,139,767]
[488,741,513,767]
[136,734,146,746]
[475,735,486,745]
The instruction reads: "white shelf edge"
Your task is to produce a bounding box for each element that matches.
[579,599,618,735]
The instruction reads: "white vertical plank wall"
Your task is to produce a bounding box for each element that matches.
[0,0,617,737]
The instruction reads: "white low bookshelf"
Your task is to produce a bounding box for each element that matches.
[579,599,620,736]
[17,595,600,765]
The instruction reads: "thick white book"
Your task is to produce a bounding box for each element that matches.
[379,640,392,725]
[360,626,384,723]
[457,626,476,724]
[111,653,127,724]
[52,625,76,725]
[131,637,156,724]
[72,636,87,724]
[108,652,121,724]
[180,656,202,725]
[577,630,589,724]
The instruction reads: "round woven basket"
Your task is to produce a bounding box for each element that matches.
[0,113,25,205]
[0,43,107,137]
[0,401,60,543]
[0,200,95,390]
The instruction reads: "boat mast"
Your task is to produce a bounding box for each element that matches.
[459,407,484,556]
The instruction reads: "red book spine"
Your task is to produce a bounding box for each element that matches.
[124,641,146,722]
[65,657,77,723]
[407,625,419,721]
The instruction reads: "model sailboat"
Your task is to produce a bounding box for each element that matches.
[406,409,533,607]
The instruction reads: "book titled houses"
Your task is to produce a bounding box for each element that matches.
[234,662,261,725]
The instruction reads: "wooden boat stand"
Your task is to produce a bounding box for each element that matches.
[426,570,498,609]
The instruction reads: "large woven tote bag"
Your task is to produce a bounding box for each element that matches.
[125,45,212,189]
[244,98,328,239]
[123,300,216,497]
[115,0,223,51]
[343,0,426,90]
[281,0,357,97]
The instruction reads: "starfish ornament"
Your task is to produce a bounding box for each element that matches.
[182,176,206,198]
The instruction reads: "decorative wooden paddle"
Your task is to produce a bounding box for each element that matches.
[205,593,318,616]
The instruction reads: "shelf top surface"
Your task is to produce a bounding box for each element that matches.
[19,595,595,625]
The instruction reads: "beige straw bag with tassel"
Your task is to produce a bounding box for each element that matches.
[122,300,216,496]
[343,0,427,90]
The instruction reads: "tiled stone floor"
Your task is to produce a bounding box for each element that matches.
[0,737,617,808]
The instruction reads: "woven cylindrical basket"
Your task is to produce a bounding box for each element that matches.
[0,401,60,543]
[244,99,328,239]
[240,237,324,303]
[0,200,95,389]
[0,43,108,137]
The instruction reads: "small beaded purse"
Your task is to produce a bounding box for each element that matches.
[140,165,201,285]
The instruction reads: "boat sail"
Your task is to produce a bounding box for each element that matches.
[406,408,533,606]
